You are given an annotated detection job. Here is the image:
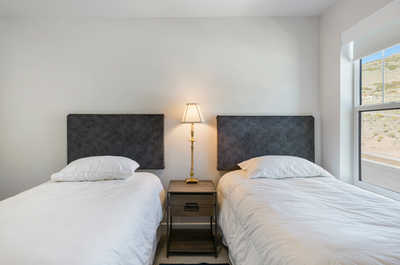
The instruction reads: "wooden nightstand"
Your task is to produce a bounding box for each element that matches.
[166,180,218,257]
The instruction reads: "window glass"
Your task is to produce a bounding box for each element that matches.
[360,109,400,192]
[384,45,400,103]
[361,51,383,105]
[361,44,400,105]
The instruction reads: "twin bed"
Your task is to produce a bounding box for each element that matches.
[0,114,165,265]
[1,114,400,265]
[216,116,400,265]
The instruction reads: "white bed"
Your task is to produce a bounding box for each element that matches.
[0,172,164,265]
[218,170,400,265]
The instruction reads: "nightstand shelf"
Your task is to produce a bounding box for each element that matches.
[168,229,215,255]
[166,180,218,257]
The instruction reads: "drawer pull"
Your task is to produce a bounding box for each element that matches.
[184,202,199,212]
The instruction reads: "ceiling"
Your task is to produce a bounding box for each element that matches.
[0,0,337,18]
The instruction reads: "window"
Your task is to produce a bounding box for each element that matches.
[355,44,400,194]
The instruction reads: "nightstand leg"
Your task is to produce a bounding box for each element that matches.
[214,204,218,257]
[169,215,172,234]
[166,208,171,258]
[210,216,213,236]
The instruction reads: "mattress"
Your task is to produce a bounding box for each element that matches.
[218,170,400,265]
[0,172,165,265]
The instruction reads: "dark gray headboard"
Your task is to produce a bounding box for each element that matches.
[217,115,314,171]
[67,114,164,169]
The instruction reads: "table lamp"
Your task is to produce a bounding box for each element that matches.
[181,103,204,184]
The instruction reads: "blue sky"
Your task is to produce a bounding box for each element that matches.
[362,44,400,64]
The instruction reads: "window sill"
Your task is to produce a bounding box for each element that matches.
[354,180,400,201]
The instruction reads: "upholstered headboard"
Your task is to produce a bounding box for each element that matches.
[67,114,164,169]
[217,115,314,171]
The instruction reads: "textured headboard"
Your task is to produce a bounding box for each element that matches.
[67,114,164,169]
[217,115,314,171]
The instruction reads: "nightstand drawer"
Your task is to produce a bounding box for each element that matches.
[170,194,215,206]
[170,203,214,217]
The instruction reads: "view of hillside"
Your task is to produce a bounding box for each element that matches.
[361,44,400,163]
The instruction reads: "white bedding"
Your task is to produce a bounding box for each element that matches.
[218,170,400,265]
[0,172,164,265]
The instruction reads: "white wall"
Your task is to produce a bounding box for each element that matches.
[319,0,393,182]
[0,17,320,200]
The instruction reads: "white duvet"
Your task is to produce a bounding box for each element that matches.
[0,172,164,265]
[218,170,400,265]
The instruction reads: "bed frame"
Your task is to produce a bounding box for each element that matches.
[217,115,315,171]
[67,114,164,169]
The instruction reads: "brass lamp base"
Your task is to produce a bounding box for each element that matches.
[185,177,199,184]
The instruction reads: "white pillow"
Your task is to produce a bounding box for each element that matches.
[51,156,140,182]
[238,155,332,179]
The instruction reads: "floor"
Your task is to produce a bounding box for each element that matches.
[154,231,230,265]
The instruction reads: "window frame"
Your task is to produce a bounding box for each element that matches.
[353,59,400,200]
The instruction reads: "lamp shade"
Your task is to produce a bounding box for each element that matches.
[182,103,204,123]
